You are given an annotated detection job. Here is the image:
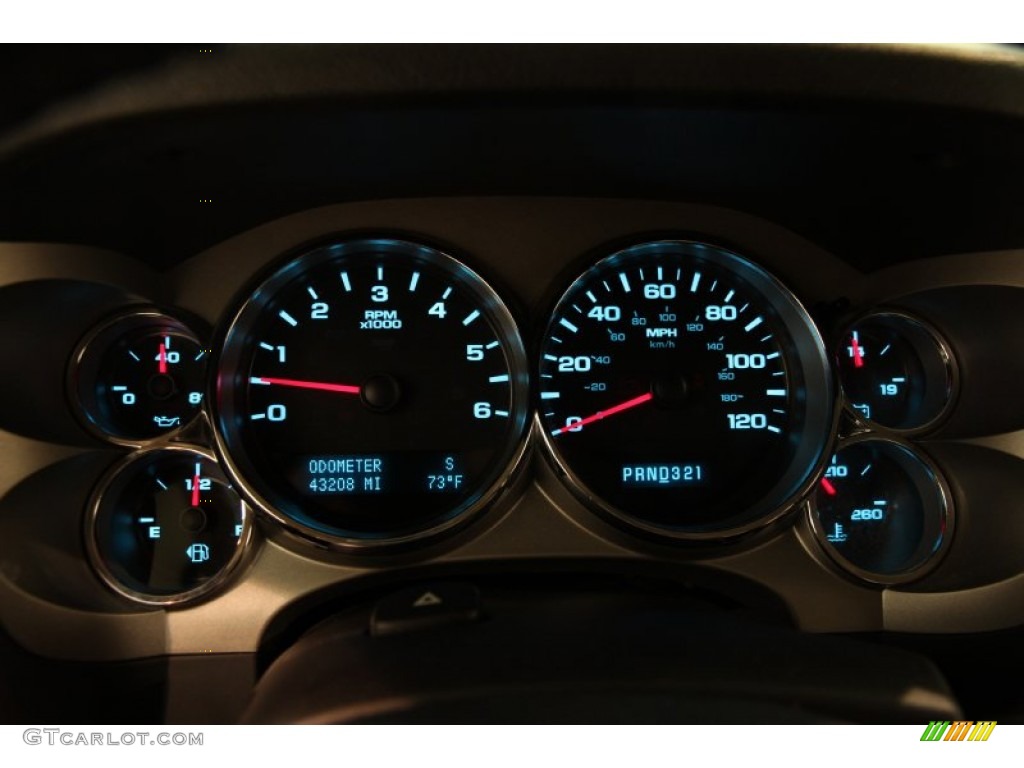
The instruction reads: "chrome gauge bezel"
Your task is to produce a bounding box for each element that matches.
[68,309,208,447]
[805,433,954,586]
[210,237,533,553]
[536,239,839,543]
[836,309,959,437]
[85,444,255,607]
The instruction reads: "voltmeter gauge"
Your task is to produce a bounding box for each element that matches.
[808,436,953,584]
[71,311,209,443]
[86,447,252,605]
[836,311,956,434]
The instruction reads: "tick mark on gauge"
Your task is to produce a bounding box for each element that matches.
[543,354,558,361]
[409,272,420,291]
[724,290,735,303]
[541,392,560,399]
[443,287,453,300]
[586,290,597,303]
[155,479,168,490]
[259,342,275,351]
[690,272,701,292]
[307,286,318,300]
[340,272,352,292]
[128,351,140,361]
[494,410,509,417]
[766,389,787,396]
[486,341,500,349]
[377,266,384,281]
[250,377,270,385]
[657,267,663,280]
[278,310,298,327]
[619,273,631,292]
[559,318,579,333]
[766,352,780,359]
[489,374,510,383]
[766,425,782,433]
[744,316,763,332]
[462,309,480,326]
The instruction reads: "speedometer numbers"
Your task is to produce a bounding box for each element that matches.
[537,241,835,540]
[214,239,530,549]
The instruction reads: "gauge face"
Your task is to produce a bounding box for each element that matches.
[71,313,208,442]
[809,438,952,583]
[87,448,250,604]
[214,239,530,547]
[537,240,834,538]
[836,312,955,433]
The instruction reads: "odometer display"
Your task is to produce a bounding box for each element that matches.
[538,241,834,539]
[214,239,529,547]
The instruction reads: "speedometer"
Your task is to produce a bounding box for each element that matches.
[537,240,835,540]
[213,238,530,549]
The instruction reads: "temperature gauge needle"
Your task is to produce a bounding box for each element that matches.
[251,376,360,394]
[551,392,653,436]
[191,462,202,507]
[820,478,838,496]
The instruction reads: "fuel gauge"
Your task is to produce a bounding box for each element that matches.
[87,447,252,605]
[808,436,952,584]
[836,311,956,434]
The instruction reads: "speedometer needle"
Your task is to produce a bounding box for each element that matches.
[550,392,653,436]
[251,376,361,395]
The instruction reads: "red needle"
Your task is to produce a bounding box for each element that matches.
[253,376,360,395]
[551,392,654,436]
[820,478,837,496]
[158,342,168,374]
[191,464,201,507]
[850,336,864,369]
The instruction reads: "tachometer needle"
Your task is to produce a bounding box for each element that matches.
[550,392,653,436]
[158,342,168,374]
[850,336,864,369]
[252,376,361,395]
[820,478,837,496]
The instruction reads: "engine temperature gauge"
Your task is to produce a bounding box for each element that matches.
[71,311,209,443]
[836,311,956,434]
[808,436,953,584]
[86,447,252,605]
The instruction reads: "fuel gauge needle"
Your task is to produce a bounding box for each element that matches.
[191,461,201,507]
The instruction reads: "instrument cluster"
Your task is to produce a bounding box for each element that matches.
[61,221,963,608]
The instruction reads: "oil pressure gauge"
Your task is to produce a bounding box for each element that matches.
[70,311,209,443]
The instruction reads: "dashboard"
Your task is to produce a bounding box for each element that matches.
[3,44,1024,724]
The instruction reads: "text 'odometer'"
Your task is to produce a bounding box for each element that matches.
[537,241,834,539]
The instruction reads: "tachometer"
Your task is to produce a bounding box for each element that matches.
[213,238,530,549]
[537,240,835,540]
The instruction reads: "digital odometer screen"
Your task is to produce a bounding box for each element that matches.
[215,240,529,544]
[299,454,466,495]
[537,241,833,538]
